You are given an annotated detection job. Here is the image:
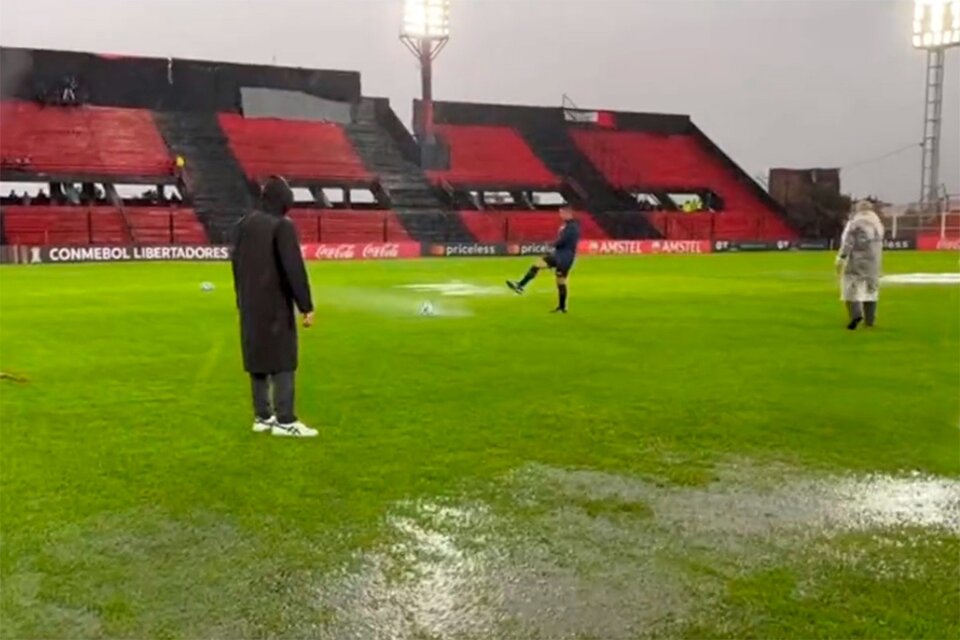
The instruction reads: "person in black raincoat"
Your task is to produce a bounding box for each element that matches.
[231,176,317,437]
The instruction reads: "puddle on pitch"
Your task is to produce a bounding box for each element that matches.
[881,272,960,285]
[313,462,960,639]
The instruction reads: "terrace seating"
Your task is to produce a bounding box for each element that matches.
[1,207,90,245]
[429,125,559,188]
[0,206,207,245]
[287,210,411,243]
[459,211,608,243]
[218,115,370,183]
[0,101,174,177]
[572,129,795,239]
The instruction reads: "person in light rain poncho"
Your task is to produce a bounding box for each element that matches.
[836,200,884,330]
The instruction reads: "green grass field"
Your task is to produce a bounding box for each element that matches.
[1,252,958,639]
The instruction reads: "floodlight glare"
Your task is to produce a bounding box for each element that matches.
[914,1,958,211]
[913,0,960,49]
[402,0,450,40]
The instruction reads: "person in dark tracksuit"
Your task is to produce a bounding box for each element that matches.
[507,207,580,313]
[231,176,317,437]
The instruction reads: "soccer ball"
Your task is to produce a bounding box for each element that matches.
[200,281,215,292]
[419,301,436,316]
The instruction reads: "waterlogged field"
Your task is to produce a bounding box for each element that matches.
[1,252,958,639]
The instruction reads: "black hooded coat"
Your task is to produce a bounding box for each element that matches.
[231,177,313,374]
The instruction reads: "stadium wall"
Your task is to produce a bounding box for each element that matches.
[0,47,361,112]
[3,237,937,264]
[421,99,692,134]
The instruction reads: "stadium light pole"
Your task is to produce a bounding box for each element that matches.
[400,0,450,166]
[913,0,960,212]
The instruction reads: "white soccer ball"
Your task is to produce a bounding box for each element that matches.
[200,281,215,292]
[419,301,436,316]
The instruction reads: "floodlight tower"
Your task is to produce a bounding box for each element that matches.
[401,0,450,166]
[913,0,960,210]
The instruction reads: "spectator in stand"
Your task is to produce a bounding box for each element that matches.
[50,182,64,204]
[173,155,186,179]
[173,156,187,200]
[64,184,81,206]
[35,189,49,204]
[81,183,96,205]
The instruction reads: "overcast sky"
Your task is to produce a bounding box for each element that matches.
[1,0,957,203]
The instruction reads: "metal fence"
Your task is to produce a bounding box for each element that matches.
[883,194,960,239]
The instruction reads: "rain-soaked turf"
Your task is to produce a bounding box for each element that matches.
[1,251,958,639]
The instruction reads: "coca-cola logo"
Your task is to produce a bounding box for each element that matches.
[362,243,400,259]
[937,238,960,251]
[313,244,356,260]
[301,242,421,261]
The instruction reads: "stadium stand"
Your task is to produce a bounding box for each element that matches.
[0,48,804,249]
[288,209,412,243]
[0,206,207,245]
[0,101,174,178]
[571,129,796,240]
[459,211,609,243]
[1,207,90,245]
[218,114,371,183]
[429,124,559,188]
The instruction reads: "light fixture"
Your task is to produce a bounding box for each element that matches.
[913,1,959,213]
[402,0,450,40]
[912,0,960,49]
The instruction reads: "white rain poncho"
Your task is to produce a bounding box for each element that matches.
[836,202,884,302]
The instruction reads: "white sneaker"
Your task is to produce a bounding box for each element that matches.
[271,421,318,437]
[252,416,277,433]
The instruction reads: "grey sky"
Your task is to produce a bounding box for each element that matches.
[1,0,957,203]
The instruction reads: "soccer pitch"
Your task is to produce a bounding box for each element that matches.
[1,252,958,639]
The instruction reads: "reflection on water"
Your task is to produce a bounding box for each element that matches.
[314,464,960,639]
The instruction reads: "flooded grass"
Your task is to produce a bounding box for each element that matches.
[2,254,957,638]
[311,462,960,639]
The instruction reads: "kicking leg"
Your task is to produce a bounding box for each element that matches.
[508,256,550,293]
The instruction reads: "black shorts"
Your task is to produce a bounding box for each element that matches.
[544,252,574,277]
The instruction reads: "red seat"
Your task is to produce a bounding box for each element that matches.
[384,212,412,242]
[571,129,796,240]
[1,206,205,245]
[172,209,208,244]
[90,209,132,244]
[0,101,173,177]
[288,210,321,243]
[219,115,370,183]
[430,125,559,188]
[1,206,90,245]
[125,208,174,244]
[319,211,387,242]
[287,210,411,243]
[461,210,605,242]
[576,212,610,239]
[505,212,563,242]
[459,211,508,242]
